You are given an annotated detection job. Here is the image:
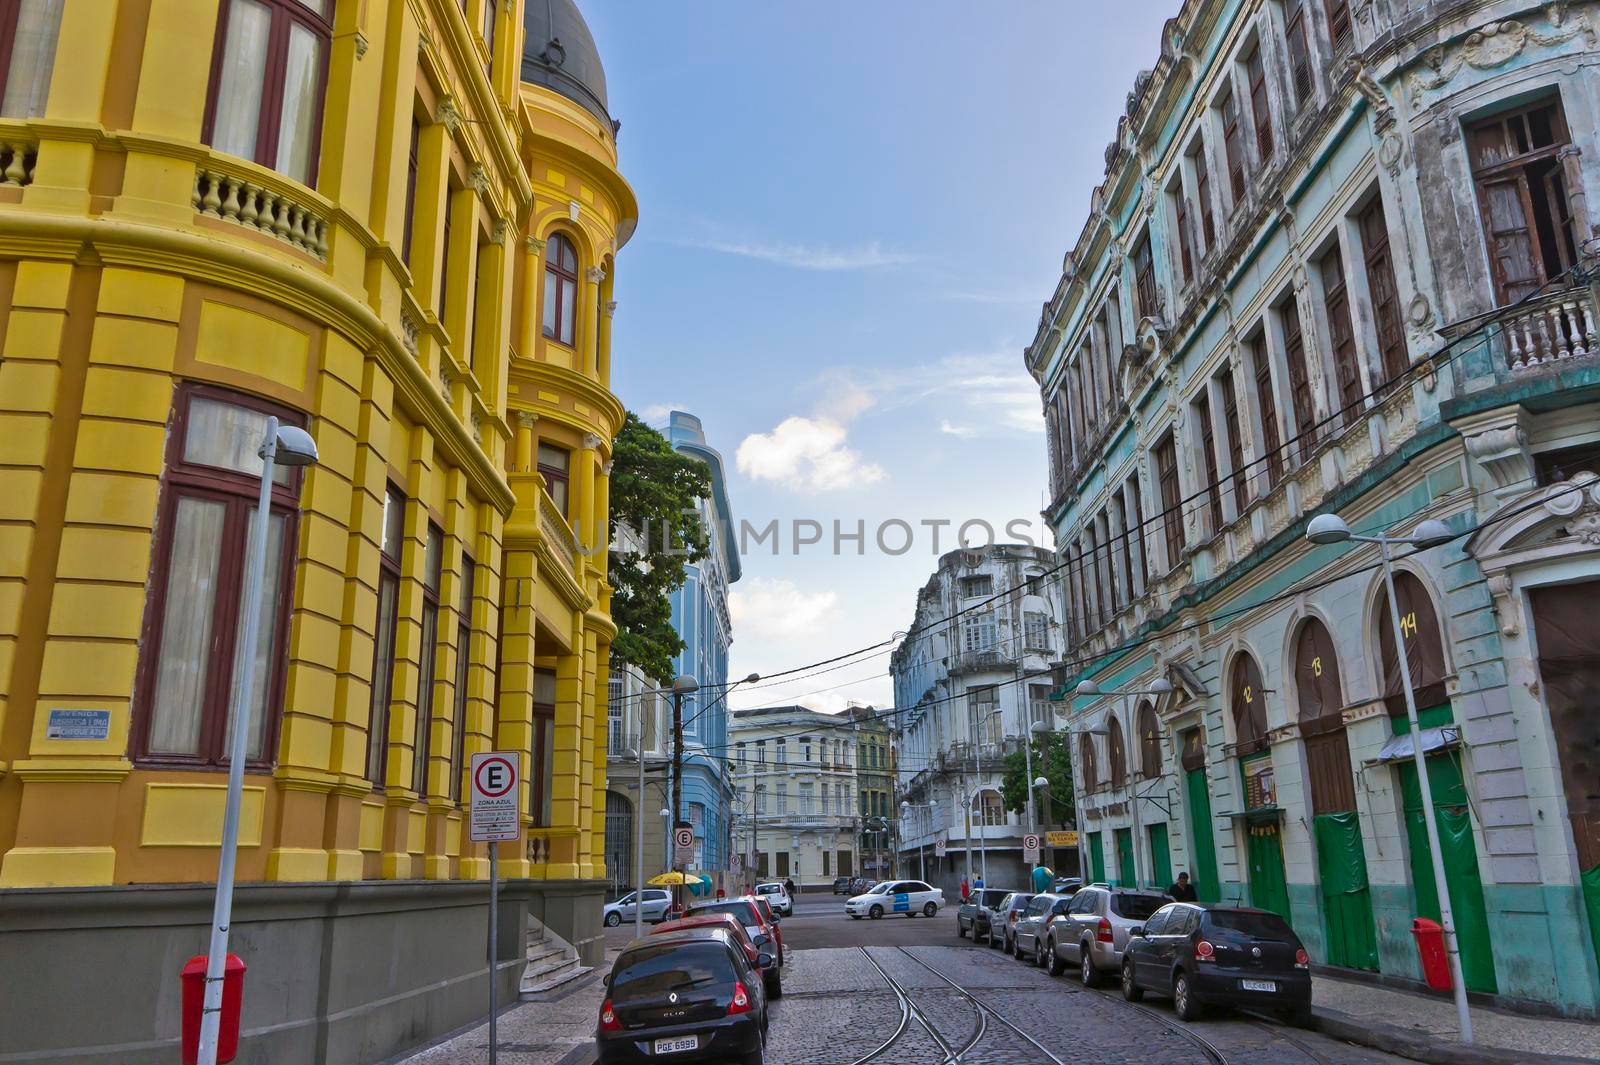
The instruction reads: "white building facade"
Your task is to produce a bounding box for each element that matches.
[1027,0,1600,1017]
[892,545,1065,896]
[729,706,862,889]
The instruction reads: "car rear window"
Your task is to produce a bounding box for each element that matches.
[1206,910,1294,939]
[976,890,1007,906]
[752,898,775,920]
[1011,893,1034,909]
[688,901,758,924]
[1110,893,1167,920]
[610,943,734,1002]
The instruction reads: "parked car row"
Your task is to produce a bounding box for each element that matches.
[969,881,1315,1026]
[596,894,787,1064]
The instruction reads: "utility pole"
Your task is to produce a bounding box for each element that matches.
[670,675,698,912]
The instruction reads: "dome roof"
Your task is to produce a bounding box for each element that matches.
[521,0,612,128]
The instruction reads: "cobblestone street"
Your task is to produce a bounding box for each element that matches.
[764,942,1407,1065]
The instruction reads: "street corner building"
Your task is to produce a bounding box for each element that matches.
[891,543,1067,897]
[0,0,635,1061]
[1024,0,1600,1020]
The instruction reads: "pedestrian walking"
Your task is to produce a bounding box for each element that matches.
[784,876,795,897]
[960,876,969,901]
[1168,871,1197,901]
[973,875,984,891]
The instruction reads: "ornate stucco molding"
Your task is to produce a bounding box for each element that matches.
[437,95,462,134]
[1406,7,1598,104]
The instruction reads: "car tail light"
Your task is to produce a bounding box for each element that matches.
[1195,940,1215,961]
[1295,948,1310,970]
[599,999,622,1032]
[1096,917,1114,943]
[728,981,752,1015]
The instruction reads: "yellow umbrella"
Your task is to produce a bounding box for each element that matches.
[648,871,693,886]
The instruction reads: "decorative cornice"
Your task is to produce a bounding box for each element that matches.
[525,235,546,256]
[515,409,539,429]
[603,299,617,318]
[468,163,489,195]
[1406,9,1597,104]
[582,432,603,450]
[490,218,508,245]
[354,31,369,59]
[585,266,606,284]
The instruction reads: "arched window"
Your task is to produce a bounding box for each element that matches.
[542,232,579,346]
[1295,618,1343,724]
[1229,652,1267,755]
[1374,571,1447,715]
[1080,732,1099,793]
[1137,700,1161,779]
[1107,715,1127,790]
[979,789,1005,826]
[1295,618,1357,815]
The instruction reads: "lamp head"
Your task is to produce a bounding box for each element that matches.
[1410,519,1454,549]
[1033,775,1049,788]
[1305,513,1351,545]
[672,674,699,694]
[1148,678,1173,695]
[1029,720,1049,733]
[741,672,762,684]
[659,808,671,818]
[1074,679,1101,697]
[900,800,910,812]
[270,425,319,467]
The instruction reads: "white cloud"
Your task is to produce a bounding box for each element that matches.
[687,238,915,271]
[729,578,840,642]
[939,419,976,438]
[735,416,886,492]
[639,403,683,424]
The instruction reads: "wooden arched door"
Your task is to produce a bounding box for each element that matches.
[1296,619,1377,970]
[1375,572,1498,993]
[1232,652,1289,922]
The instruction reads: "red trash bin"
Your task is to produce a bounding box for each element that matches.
[180,953,246,1065]
[1411,918,1452,991]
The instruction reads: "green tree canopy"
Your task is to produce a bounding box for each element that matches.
[998,729,1075,828]
[608,412,712,683]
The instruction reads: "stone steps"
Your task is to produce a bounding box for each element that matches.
[518,919,593,998]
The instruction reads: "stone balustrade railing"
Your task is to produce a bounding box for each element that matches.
[539,490,579,572]
[192,165,330,260]
[0,137,35,186]
[1498,287,1597,372]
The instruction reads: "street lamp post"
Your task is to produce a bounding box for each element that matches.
[196,418,318,1065]
[1074,677,1173,888]
[1306,513,1472,1043]
[970,706,1002,884]
[669,674,698,914]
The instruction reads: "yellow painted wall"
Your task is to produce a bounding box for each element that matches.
[0,0,633,890]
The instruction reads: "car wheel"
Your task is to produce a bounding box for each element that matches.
[1121,960,1144,1001]
[957,918,967,938]
[1080,945,1101,987]
[1173,971,1203,1021]
[1035,938,1049,968]
[1283,1004,1312,1028]
[765,972,783,999]
[1047,938,1067,977]
[923,902,938,917]
[869,905,883,919]
[743,1049,765,1065]
[604,911,620,927]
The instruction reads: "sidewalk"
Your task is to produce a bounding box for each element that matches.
[391,950,617,1065]
[1313,973,1600,1064]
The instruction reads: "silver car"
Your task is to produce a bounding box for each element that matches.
[602,888,673,926]
[1047,884,1170,985]
[957,888,1011,942]
[1011,892,1074,964]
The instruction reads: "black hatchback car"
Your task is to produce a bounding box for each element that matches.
[1120,903,1311,1026]
[598,928,772,1064]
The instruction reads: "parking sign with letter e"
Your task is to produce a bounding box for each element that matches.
[470,752,521,843]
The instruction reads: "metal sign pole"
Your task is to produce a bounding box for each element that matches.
[488,844,498,1065]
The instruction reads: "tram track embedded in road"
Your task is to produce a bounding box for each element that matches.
[891,946,1068,1065]
[850,946,959,1065]
[1078,982,1234,1065]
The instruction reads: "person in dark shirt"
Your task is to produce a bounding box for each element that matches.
[1168,871,1198,901]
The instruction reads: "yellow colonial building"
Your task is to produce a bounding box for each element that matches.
[0,0,632,1060]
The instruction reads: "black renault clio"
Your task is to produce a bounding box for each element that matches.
[1120,903,1312,1026]
[597,927,771,1064]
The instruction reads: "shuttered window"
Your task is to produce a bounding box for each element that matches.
[1196,392,1223,536]
[1324,0,1352,53]
[1134,235,1158,321]
[1230,653,1268,755]
[1155,432,1183,568]
[1322,247,1364,421]
[1220,367,1247,513]
[1285,0,1313,107]
[1359,198,1410,388]
[1220,89,1246,205]
[1246,46,1272,161]
[1193,144,1217,247]
[1281,301,1318,451]
[1251,336,1283,486]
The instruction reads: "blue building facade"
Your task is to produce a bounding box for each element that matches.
[666,412,741,880]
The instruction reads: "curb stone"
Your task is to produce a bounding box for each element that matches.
[1314,1006,1599,1065]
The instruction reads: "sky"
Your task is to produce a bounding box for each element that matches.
[584,1,1173,713]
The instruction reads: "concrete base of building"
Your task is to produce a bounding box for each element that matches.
[0,877,605,1064]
